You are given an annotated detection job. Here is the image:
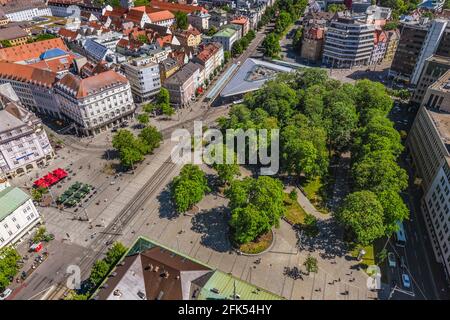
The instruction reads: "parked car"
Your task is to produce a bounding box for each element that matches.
[402,273,411,288]
[0,288,12,300]
[387,252,396,268]
[400,256,406,269]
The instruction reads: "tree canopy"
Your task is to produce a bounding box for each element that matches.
[171,164,210,213]
[226,176,286,244]
[0,246,21,291]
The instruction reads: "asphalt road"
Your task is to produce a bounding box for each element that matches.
[382,101,450,300]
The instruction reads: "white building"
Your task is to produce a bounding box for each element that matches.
[0,62,61,118]
[121,58,162,103]
[322,14,375,68]
[0,85,54,179]
[54,70,135,136]
[188,11,210,31]
[0,186,41,248]
[193,42,224,82]
[0,0,52,22]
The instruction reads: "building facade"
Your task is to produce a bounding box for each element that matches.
[211,27,238,52]
[407,70,450,280]
[301,25,325,62]
[383,29,399,62]
[0,62,60,117]
[163,62,200,107]
[0,86,54,178]
[0,0,52,22]
[411,55,450,106]
[0,187,42,249]
[54,70,135,136]
[193,42,224,82]
[322,15,375,68]
[121,57,162,103]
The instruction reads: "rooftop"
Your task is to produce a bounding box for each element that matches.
[427,108,450,153]
[56,70,129,98]
[213,27,237,38]
[220,58,293,98]
[0,37,68,63]
[93,237,283,300]
[0,25,28,41]
[0,187,30,222]
[0,61,57,88]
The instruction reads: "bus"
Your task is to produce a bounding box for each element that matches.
[395,221,407,247]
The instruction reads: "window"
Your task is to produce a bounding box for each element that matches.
[0,237,4,243]
[12,217,16,222]
[16,224,20,230]
[8,230,12,236]
[3,223,8,229]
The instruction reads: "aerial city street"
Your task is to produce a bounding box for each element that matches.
[0,0,450,304]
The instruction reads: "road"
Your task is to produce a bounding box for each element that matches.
[380,101,450,300]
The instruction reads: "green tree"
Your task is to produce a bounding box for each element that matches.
[157,87,170,106]
[120,146,144,168]
[139,125,162,152]
[224,51,231,63]
[105,242,127,266]
[206,26,217,36]
[337,191,386,245]
[262,32,281,58]
[383,21,399,31]
[226,176,286,243]
[303,254,318,274]
[137,113,149,127]
[143,103,157,114]
[174,11,189,30]
[112,129,135,151]
[377,190,409,235]
[133,0,149,6]
[0,40,12,48]
[89,260,110,287]
[161,103,175,117]
[211,144,241,186]
[229,204,270,244]
[33,226,46,243]
[0,246,21,291]
[232,40,243,56]
[327,4,347,12]
[292,27,303,51]
[289,189,298,201]
[171,164,210,213]
[275,11,292,34]
[136,34,148,44]
[326,101,358,151]
[352,150,408,194]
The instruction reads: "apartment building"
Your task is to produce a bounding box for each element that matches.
[411,55,450,105]
[0,186,41,248]
[0,0,52,22]
[0,85,54,179]
[121,57,162,103]
[383,29,400,62]
[211,27,238,52]
[54,70,135,136]
[410,19,448,85]
[163,62,201,107]
[322,14,375,68]
[0,62,60,117]
[408,71,450,280]
[188,10,210,31]
[301,26,325,62]
[193,42,224,81]
[390,20,430,81]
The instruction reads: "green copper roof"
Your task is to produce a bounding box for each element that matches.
[0,187,30,222]
[213,27,236,38]
[197,270,284,300]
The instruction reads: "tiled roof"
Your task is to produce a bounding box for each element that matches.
[0,25,28,41]
[0,187,30,221]
[126,8,146,24]
[195,42,222,63]
[146,1,207,14]
[56,70,128,98]
[231,17,248,25]
[0,61,58,88]
[148,10,174,23]
[165,61,200,85]
[0,38,68,62]
[58,28,78,40]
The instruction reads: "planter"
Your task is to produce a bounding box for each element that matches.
[236,229,275,256]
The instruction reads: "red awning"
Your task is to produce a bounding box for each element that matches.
[34,178,50,188]
[52,168,68,179]
[44,173,59,185]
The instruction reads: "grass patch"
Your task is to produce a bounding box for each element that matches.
[283,192,307,225]
[301,177,329,214]
[239,231,273,254]
[350,244,375,271]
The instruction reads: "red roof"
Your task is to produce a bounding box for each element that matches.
[146,1,207,14]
